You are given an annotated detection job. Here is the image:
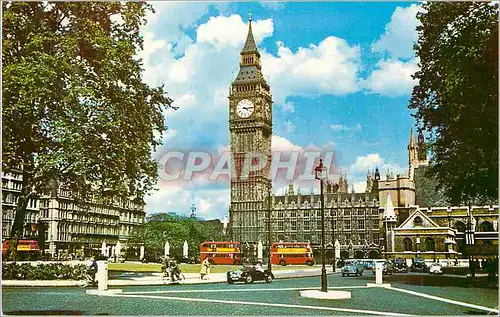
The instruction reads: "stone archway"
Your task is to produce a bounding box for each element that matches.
[479,221,494,232]
[340,251,349,259]
[354,250,364,259]
[368,250,380,259]
[454,221,466,233]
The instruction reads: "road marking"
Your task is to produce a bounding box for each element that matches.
[389,287,499,314]
[103,293,412,316]
[124,286,368,294]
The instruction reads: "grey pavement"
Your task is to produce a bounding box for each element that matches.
[2,267,339,287]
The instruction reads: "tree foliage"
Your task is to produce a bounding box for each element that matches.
[409,2,498,205]
[414,166,450,207]
[2,2,175,251]
[128,213,225,259]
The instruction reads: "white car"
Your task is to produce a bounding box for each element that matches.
[429,263,443,275]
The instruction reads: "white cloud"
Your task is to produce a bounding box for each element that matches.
[353,181,367,193]
[371,4,424,60]
[330,123,362,132]
[146,186,229,220]
[330,124,346,131]
[280,101,295,113]
[197,15,273,49]
[350,153,384,174]
[362,58,419,96]
[285,121,296,134]
[260,2,286,10]
[144,2,212,55]
[272,135,303,152]
[262,37,361,104]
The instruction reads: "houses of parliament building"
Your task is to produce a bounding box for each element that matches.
[228,16,498,260]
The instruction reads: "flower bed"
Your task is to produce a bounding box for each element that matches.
[2,262,87,280]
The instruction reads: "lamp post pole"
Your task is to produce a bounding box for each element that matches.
[331,212,336,272]
[267,183,272,274]
[315,159,328,292]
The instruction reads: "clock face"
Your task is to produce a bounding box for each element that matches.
[264,102,271,119]
[236,99,254,118]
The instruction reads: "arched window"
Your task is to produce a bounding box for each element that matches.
[454,221,466,233]
[425,238,435,251]
[403,238,413,251]
[413,216,423,227]
[479,221,494,232]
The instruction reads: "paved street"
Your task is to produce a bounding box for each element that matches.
[3,273,498,315]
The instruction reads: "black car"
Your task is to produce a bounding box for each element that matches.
[372,260,393,275]
[394,258,408,273]
[410,258,428,272]
[227,266,273,284]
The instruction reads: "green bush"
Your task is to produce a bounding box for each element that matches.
[2,263,88,280]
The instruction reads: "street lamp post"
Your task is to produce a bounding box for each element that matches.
[315,159,328,292]
[331,212,336,272]
[267,183,272,274]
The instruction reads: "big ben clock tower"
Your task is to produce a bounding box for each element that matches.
[229,14,272,243]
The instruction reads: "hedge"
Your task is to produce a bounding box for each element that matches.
[2,262,88,280]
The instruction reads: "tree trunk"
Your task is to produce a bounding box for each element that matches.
[8,170,33,261]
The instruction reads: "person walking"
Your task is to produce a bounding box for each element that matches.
[200,257,211,280]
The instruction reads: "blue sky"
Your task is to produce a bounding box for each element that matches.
[137,1,423,219]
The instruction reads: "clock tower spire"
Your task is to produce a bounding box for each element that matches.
[228,14,273,244]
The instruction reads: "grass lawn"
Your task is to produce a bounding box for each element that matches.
[108,262,320,273]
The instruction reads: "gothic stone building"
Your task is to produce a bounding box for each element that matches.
[228,16,498,260]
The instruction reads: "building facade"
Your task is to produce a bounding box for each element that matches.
[227,17,498,261]
[1,169,145,258]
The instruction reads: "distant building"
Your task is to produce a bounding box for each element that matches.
[2,169,145,258]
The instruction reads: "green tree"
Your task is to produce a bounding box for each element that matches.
[409,2,498,205]
[129,214,225,260]
[2,2,175,259]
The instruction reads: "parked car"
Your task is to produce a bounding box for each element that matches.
[429,263,443,275]
[410,258,428,272]
[362,260,375,270]
[342,260,364,277]
[227,265,273,284]
[373,260,393,275]
[394,258,408,273]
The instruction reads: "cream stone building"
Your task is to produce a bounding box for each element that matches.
[1,169,145,258]
[227,17,498,261]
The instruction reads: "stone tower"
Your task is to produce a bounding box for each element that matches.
[408,128,428,180]
[228,14,273,243]
[382,191,397,256]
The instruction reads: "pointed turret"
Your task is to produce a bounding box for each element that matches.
[383,192,397,222]
[417,130,427,161]
[242,13,259,55]
[408,127,418,165]
[233,13,267,87]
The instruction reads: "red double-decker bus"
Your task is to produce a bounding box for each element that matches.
[2,239,40,260]
[200,241,241,265]
[271,242,315,266]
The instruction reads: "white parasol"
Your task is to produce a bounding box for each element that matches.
[101,241,107,256]
[115,241,121,257]
[335,239,341,259]
[183,241,189,258]
[257,240,263,260]
[140,245,145,260]
[164,241,170,258]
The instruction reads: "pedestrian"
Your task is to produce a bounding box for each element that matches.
[87,256,98,285]
[200,257,211,280]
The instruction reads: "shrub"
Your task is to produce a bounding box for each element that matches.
[2,262,88,280]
